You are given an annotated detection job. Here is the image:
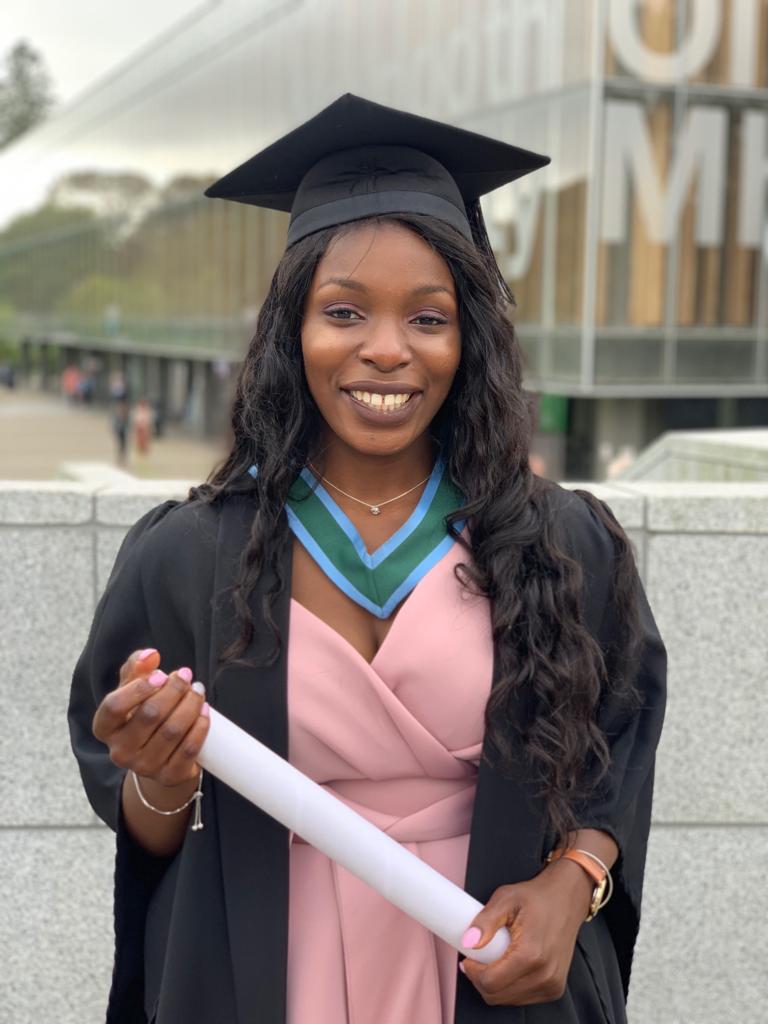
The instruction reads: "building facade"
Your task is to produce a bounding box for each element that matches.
[0,0,766,476]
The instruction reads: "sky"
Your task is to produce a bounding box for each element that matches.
[0,0,204,106]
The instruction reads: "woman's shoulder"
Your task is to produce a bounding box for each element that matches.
[114,489,257,576]
[126,487,258,538]
[535,477,623,566]
[119,494,214,549]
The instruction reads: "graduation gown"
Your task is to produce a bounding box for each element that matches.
[68,483,667,1024]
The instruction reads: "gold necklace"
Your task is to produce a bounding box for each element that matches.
[307,464,433,516]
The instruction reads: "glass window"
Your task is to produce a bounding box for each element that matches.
[595,334,665,384]
[676,337,756,382]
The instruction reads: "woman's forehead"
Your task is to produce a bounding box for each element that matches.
[314,222,455,289]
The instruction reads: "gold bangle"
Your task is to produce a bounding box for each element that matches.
[574,848,614,915]
[546,847,614,921]
[130,770,204,831]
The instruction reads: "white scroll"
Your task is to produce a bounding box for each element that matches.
[198,708,510,964]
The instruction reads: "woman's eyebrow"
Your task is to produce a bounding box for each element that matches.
[317,276,368,292]
[410,284,454,298]
[317,277,454,298]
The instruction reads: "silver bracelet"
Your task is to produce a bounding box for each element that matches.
[574,848,614,910]
[130,769,204,832]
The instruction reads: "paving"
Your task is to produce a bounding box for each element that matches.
[0,387,225,482]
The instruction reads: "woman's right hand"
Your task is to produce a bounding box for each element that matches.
[92,648,210,788]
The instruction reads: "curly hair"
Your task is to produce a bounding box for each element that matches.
[191,208,643,847]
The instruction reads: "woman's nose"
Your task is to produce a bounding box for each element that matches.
[358,320,411,371]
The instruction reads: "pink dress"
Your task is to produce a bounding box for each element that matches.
[286,540,494,1024]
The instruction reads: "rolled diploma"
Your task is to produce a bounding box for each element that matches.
[199,707,511,964]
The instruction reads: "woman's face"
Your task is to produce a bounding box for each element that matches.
[301,221,461,459]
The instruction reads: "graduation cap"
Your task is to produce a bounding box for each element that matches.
[205,94,549,247]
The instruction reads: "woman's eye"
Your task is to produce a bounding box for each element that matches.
[324,307,363,321]
[412,313,449,326]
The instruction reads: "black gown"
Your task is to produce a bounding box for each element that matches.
[68,482,667,1024]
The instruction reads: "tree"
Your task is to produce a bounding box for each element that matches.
[0,41,55,151]
[48,171,155,220]
[0,204,103,312]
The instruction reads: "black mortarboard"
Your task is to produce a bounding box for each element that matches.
[205,94,549,247]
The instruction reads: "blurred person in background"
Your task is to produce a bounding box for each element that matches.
[606,446,637,481]
[132,396,153,457]
[109,370,129,403]
[61,363,81,403]
[69,96,666,1024]
[112,397,130,467]
[152,395,166,439]
[529,451,548,477]
[77,370,95,403]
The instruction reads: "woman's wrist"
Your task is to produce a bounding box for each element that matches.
[133,772,200,812]
[569,828,619,871]
[541,829,618,923]
[121,771,198,857]
[540,857,595,921]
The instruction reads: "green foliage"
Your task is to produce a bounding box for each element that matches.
[0,203,96,246]
[0,163,289,331]
[0,338,18,362]
[0,205,105,312]
[0,302,18,361]
[58,273,166,315]
[48,170,154,222]
[0,41,54,150]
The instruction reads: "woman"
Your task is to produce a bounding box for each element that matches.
[111,397,130,466]
[68,95,666,1024]
[132,397,153,457]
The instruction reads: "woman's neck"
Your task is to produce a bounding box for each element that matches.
[310,437,436,506]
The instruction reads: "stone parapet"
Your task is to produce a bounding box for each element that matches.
[1,479,765,1023]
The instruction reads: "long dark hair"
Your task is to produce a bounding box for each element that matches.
[191,207,642,847]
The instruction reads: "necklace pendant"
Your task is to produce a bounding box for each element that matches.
[370,506,382,516]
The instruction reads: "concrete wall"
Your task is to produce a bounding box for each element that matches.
[1,479,766,1023]
[618,428,768,482]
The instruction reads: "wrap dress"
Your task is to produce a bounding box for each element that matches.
[286,538,493,1024]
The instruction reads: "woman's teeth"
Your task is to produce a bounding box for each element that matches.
[348,390,413,412]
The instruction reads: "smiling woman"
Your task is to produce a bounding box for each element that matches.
[302,224,460,455]
[68,94,666,1024]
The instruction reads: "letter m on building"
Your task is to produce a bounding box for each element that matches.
[601,99,727,247]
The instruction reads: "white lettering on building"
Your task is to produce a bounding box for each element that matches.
[602,100,728,246]
[608,0,721,83]
[480,0,765,277]
[730,0,761,86]
[483,184,543,282]
[739,111,768,249]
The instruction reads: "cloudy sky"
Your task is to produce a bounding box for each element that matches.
[0,0,202,105]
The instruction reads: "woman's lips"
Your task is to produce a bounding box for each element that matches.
[341,388,423,426]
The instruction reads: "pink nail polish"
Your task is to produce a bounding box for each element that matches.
[148,670,167,687]
[138,648,157,662]
[201,703,210,718]
[461,927,482,949]
[458,960,466,974]
[177,667,193,683]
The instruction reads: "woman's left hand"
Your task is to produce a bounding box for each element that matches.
[459,860,593,1006]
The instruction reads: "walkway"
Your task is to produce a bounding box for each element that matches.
[0,388,225,482]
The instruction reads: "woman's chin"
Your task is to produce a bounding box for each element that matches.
[320,410,431,458]
[325,423,427,460]
[341,436,419,459]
